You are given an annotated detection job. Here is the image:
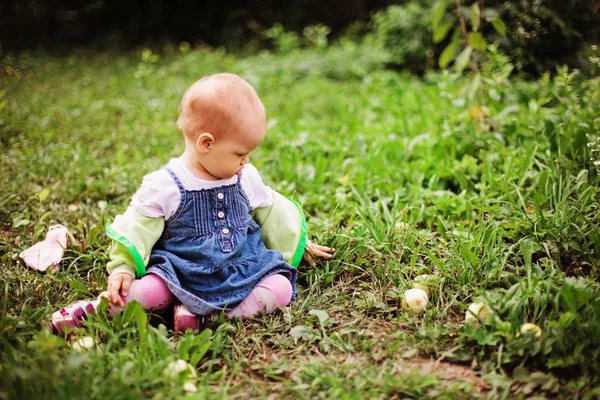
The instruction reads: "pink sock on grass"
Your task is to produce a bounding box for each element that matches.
[225,274,293,319]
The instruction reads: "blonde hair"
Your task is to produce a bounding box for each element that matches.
[177,73,264,140]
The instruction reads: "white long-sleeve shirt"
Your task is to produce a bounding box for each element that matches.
[131,158,274,219]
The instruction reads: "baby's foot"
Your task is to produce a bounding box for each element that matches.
[173,304,210,333]
[51,299,100,336]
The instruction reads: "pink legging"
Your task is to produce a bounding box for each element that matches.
[118,273,293,319]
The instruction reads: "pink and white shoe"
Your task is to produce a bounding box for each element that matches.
[173,304,206,333]
[51,299,99,335]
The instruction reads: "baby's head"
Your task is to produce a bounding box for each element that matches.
[178,73,266,179]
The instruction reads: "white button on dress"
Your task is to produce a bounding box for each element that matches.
[217,193,224,199]
[217,211,225,218]
[222,228,229,234]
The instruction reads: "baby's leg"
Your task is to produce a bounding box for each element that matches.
[175,274,292,332]
[52,273,174,335]
[225,274,293,319]
[113,273,175,313]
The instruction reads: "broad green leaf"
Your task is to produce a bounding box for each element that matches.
[451,26,462,41]
[433,20,454,43]
[439,39,460,68]
[409,244,421,270]
[197,327,212,342]
[121,301,146,333]
[432,0,448,29]
[177,338,192,360]
[459,243,479,265]
[520,239,541,271]
[402,348,419,358]
[468,32,486,51]
[37,188,50,202]
[135,304,148,335]
[488,17,506,36]
[69,279,87,293]
[39,211,52,223]
[518,144,539,186]
[190,341,211,366]
[308,309,329,324]
[467,72,482,101]
[13,218,30,228]
[28,330,66,352]
[470,3,481,31]
[290,326,315,341]
[454,46,472,72]
[513,366,531,382]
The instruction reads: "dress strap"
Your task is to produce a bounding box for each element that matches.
[165,167,185,193]
[163,167,187,225]
[235,170,250,207]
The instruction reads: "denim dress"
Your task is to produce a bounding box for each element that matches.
[146,168,298,315]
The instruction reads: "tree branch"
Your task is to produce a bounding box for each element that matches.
[454,0,469,44]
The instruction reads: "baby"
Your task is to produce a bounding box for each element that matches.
[52,73,333,334]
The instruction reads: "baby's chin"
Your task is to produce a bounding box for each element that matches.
[212,166,242,179]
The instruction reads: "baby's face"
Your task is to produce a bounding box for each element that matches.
[201,111,266,179]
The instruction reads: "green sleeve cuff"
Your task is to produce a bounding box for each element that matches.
[252,192,307,268]
[105,207,165,278]
[288,198,307,268]
[106,225,147,278]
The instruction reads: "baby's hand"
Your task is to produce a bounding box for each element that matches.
[107,273,133,308]
[303,240,335,267]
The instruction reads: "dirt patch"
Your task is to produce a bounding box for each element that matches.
[396,356,491,394]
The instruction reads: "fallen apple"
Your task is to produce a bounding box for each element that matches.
[402,288,429,314]
[465,302,493,324]
[519,322,542,338]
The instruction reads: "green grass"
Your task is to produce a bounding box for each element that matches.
[0,44,599,399]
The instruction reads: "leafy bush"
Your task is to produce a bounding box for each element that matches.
[254,23,390,81]
[368,0,599,76]
[525,67,599,166]
[491,0,600,75]
[455,275,600,379]
[370,2,435,74]
[262,23,302,54]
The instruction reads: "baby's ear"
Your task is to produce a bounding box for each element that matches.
[196,132,214,153]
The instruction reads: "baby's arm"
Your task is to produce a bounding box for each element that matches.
[105,168,175,307]
[243,164,334,266]
[106,208,165,307]
[106,241,135,307]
